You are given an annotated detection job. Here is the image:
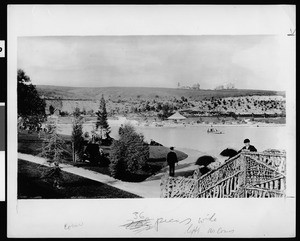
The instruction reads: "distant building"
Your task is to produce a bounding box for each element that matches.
[215,83,235,90]
[215,85,224,90]
[179,86,191,89]
[178,83,201,90]
[226,83,235,89]
[192,83,200,90]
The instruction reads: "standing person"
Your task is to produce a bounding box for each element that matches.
[167,147,178,177]
[238,138,257,153]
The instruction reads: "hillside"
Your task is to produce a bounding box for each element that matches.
[37,85,286,118]
[36,85,285,101]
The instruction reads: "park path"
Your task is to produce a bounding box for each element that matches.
[18,148,204,198]
[145,148,205,181]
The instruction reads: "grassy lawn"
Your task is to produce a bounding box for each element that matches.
[149,146,187,161]
[72,145,188,182]
[18,130,189,182]
[18,159,141,199]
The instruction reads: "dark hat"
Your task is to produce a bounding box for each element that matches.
[244,139,250,143]
[170,146,174,150]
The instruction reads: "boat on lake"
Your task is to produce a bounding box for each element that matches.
[207,127,224,134]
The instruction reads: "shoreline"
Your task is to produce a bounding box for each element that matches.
[109,115,286,128]
[134,122,286,128]
[56,121,286,129]
[52,114,286,128]
[55,115,286,128]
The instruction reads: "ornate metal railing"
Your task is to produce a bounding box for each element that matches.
[160,151,286,198]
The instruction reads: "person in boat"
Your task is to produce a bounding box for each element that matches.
[207,127,214,132]
[208,127,220,133]
[166,147,178,177]
[238,139,257,153]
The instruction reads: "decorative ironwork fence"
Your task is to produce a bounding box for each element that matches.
[160,151,286,198]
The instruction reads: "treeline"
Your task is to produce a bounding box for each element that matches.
[44,91,286,119]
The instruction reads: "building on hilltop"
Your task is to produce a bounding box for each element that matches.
[178,83,201,90]
[192,83,200,90]
[215,82,235,90]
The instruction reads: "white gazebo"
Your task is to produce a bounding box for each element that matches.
[167,111,186,121]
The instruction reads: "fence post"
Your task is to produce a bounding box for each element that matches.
[193,179,198,198]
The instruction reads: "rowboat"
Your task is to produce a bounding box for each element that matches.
[207,128,224,134]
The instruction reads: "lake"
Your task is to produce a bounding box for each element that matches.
[57,118,288,156]
[135,125,288,156]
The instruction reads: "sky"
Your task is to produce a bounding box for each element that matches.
[17,35,290,91]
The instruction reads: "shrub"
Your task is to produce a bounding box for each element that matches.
[71,116,85,162]
[109,124,149,180]
[59,111,69,116]
[85,143,101,165]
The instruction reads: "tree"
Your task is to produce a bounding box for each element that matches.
[158,103,173,120]
[228,111,237,120]
[96,95,111,138]
[181,96,187,102]
[39,123,70,188]
[18,69,46,132]
[73,107,81,118]
[155,103,162,111]
[59,110,69,117]
[109,124,149,180]
[71,113,85,162]
[49,105,55,115]
[39,123,69,164]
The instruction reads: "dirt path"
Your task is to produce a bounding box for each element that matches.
[18,148,204,198]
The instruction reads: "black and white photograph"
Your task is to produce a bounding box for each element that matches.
[7,5,295,238]
[17,35,288,199]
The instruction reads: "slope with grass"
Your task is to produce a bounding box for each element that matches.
[18,130,189,182]
[37,85,284,101]
[18,159,140,199]
[38,85,286,118]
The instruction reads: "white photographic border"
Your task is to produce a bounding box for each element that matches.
[7,5,296,238]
